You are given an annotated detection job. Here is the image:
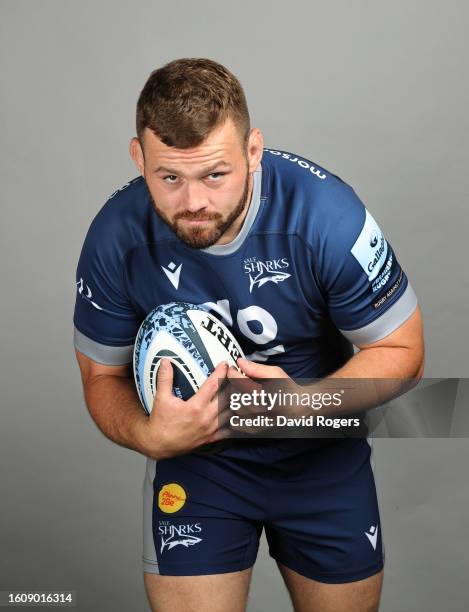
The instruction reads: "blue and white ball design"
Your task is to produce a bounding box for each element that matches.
[133,302,245,414]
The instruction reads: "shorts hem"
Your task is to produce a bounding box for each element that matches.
[143,556,160,574]
[142,557,256,576]
[271,553,384,584]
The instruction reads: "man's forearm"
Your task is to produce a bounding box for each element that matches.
[267,347,424,420]
[305,345,425,418]
[84,375,150,456]
[331,345,424,380]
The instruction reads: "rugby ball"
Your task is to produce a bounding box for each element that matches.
[133,302,245,414]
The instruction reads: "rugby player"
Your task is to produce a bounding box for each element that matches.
[74,58,424,612]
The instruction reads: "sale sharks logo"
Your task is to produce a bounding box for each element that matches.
[243,257,291,293]
[158,522,203,554]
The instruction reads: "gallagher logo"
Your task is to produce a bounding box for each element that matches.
[370,231,379,248]
[243,257,291,293]
[351,210,388,283]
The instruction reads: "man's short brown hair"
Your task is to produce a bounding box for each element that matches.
[136,58,250,149]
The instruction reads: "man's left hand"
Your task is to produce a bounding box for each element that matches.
[228,357,290,380]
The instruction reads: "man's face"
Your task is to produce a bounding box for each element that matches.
[130,119,263,249]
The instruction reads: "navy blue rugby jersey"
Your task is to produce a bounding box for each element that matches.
[74,149,417,457]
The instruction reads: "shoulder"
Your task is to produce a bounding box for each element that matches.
[89,176,149,242]
[82,176,153,264]
[261,148,367,242]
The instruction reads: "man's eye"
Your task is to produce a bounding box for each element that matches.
[206,172,225,181]
[163,175,178,183]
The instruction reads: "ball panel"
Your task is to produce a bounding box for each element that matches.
[134,303,211,413]
[187,310,243,367]
[133,301,245,415]
[140,331,208,413]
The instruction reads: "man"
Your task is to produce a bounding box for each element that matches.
[74,58,424,612]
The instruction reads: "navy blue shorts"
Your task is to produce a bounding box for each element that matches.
[142,438,385,583]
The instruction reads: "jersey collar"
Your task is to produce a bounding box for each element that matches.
[200,162,262,256]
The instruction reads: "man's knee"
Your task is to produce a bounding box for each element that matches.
[277,564,384,612]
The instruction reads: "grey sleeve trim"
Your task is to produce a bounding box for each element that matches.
[74,327,134,365]
[339,283,418,346]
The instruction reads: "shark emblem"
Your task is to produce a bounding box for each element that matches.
[160,535,202,553]
[249,271,291,293]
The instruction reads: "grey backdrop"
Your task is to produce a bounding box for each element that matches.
[1,1,468,610]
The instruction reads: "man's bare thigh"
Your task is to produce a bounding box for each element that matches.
[143,568,253,612]
[278,563,384,612]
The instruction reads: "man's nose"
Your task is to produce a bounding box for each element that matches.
[181,180,209,212]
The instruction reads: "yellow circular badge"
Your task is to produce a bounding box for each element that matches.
[158,483,187,513]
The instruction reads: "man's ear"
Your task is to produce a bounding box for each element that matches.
[246,128,264,174]
[129,137,145,176]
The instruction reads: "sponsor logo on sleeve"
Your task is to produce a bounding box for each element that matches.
[373,270,403,309]
[351,210,388,282]
[371,252,393,293]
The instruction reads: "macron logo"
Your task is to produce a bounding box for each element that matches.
[365,525,379,550]
[162,261,182,290]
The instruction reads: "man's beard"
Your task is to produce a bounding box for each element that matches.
[149,170,251,249]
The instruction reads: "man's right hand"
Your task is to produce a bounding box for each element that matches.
[138,358,230,460]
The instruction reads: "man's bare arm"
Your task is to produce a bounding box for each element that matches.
[75,349,229,459]
[75,349,150,455]
[227,306,425,421]
[331,305,425,380]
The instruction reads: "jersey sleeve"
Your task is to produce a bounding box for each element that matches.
[316,182,418,346]
[73,214,141,365]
